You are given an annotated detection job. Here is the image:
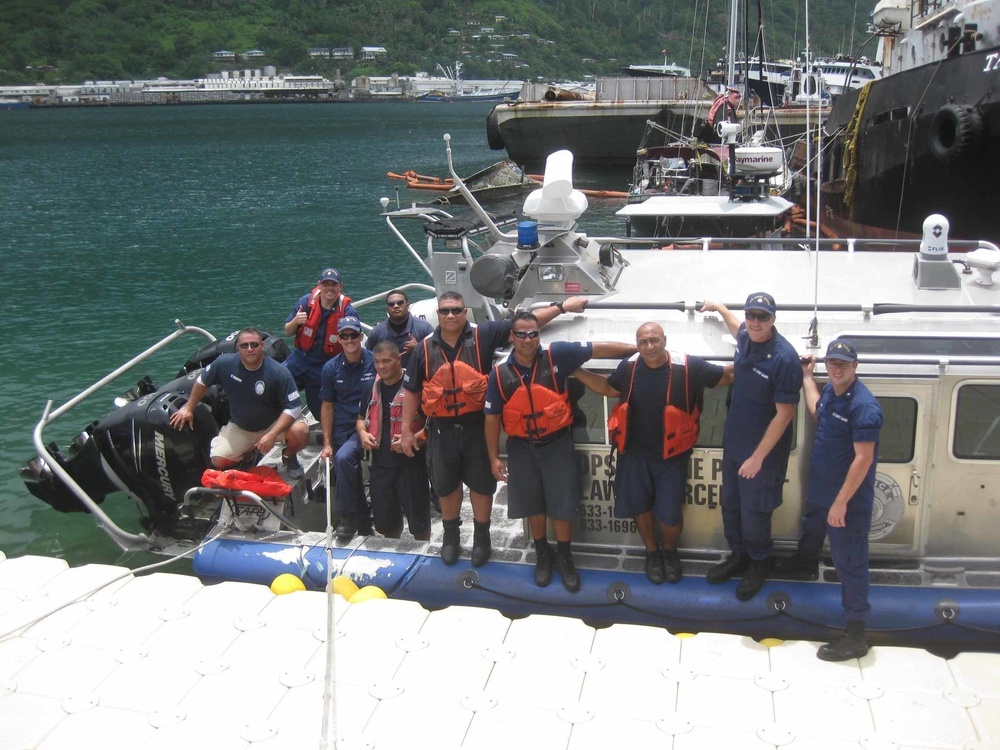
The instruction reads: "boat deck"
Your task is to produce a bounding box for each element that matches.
[2,552,998,749]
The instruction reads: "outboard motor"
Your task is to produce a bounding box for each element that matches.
[21,328,285,538]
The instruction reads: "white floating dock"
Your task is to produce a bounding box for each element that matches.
[2,551,999,749]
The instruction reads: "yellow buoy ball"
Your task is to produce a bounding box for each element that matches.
[348,585,387,604]
[270,573,306,595]
[673,632,697,639]
[759,637,785,648]
[328,575,360,599]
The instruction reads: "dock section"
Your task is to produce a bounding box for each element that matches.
[1,551,998,749]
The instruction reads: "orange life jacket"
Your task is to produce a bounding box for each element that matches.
[496,350,573,440]
[421,332,488,418]
[367,376,426,444]
[294,289,353,355]
[608,353,701,460]
[201,466,293,498]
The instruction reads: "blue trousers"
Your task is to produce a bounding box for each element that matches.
[333,433,367,523]
[720,456,784,561]
[798,502,872,625]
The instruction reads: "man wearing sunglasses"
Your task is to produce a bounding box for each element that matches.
[283,268,360,422]
[319,316,376,540]
[399,291,589,567]
[365,290,434,368]
[698,292,803,600]
[170,327,309,477]
[483,312,637,591]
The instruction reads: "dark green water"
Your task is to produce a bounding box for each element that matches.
[1,102,627,567]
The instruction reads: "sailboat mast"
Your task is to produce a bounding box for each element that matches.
[727,0,739,85]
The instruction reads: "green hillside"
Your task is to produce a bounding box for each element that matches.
[0,0,875,85]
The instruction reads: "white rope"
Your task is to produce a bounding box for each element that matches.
[0,520,234,642]
[319,456,338,749]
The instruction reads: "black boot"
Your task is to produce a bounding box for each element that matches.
[772,553,819,581]
[471,520,492,567]
[706,552,749,584]
[662,549,683,583]
[817,622,869,661]
[644,548,665,585]
[440,518,461,565]
[534,541,553,587]
[735,558,770,601]
[554,552,581,592]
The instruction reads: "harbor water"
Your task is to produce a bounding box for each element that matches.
[0,102,626,568]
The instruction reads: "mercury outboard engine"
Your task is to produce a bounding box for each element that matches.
[21,329,287,539]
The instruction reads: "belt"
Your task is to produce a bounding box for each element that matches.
[520,427,569,447]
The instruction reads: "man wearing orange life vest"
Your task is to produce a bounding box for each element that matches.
[575,322,733,585]
[399,291,590,567]
[283,268,360,420]
[356,340,431,540]
[483,312,638,592]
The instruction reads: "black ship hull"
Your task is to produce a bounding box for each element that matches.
[817,46,1000,239]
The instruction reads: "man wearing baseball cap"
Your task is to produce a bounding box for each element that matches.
[698,292,803,600]
[319,315,376,540]
[284,268,360,424]
[784,337,883,661]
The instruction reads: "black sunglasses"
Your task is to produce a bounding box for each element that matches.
[745,311,773,322]
[386,299,406,307]
[438,306,465,316]
[339,331,361,340]
[512,330,540,339]
[238,341,262,350]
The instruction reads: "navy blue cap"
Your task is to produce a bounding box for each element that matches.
[825,338,858,362]
[319,268,342,284]
[337,316,361,333]
[745,292,776,315]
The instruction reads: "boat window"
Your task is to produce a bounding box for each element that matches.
[850,335,1000,358]
[568,377,608,444]
[953,384,1000,460]
[874,396,917,463]
[695,387,728,448]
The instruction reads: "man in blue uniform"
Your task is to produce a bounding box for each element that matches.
[793,338,882,661]
[575,322,731,585]
[399,292,589,567]
[357,340,431,541]
[319,316,376,540]
[699,292,803,600]
[284,268,360,421]
[484,312,637,592]
[365,290,434,368]
[169,327,309,478]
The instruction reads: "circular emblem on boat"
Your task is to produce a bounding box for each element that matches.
[254,380,265,395]
[869,472,905,541]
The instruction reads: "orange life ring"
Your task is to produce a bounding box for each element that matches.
[201,466,293,498]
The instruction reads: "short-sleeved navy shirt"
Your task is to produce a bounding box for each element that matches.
[365,314,435,367]
[484,341,594,415]
[319,349,376,445]
[608,353,724,463]
[198,353,302,432]
[723,324,803,466]
[807,378,883,509]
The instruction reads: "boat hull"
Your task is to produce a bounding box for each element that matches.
[819,46,1000,239]
[193,539,1000,653]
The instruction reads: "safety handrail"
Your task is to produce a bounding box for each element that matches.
[32,321,217,552]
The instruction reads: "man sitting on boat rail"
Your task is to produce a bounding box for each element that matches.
[399,291,589,567]
[574,322,732,585]
[699,293,803,601]
[169,327,309,477]
[319,316,376,541]
[284,268,360,421]
[484,312,638,592]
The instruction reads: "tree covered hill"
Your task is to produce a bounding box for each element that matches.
[1,0,875,85]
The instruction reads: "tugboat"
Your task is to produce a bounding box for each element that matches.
[811,0,1000,239]
[21,136,1000,654]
